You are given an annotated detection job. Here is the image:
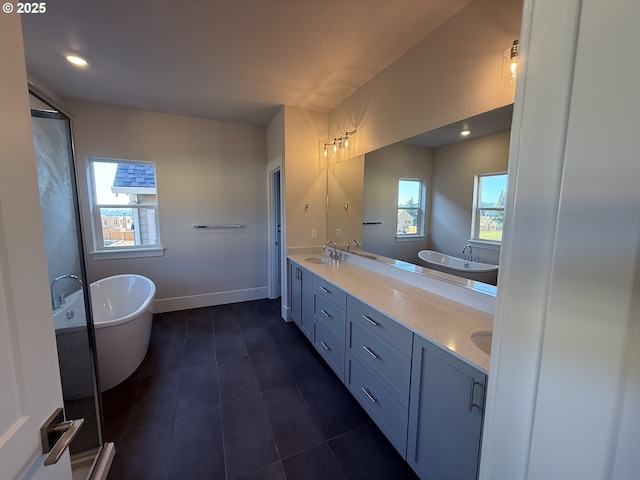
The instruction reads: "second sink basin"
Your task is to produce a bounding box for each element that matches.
[470,331,492,355]
[305,257,332,264]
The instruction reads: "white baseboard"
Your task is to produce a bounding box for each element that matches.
[153,286,270,313]
[281,303,291,322]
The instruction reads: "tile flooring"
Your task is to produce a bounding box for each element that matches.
[103,298,418,480]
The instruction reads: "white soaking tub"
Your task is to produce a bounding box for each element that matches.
[418,250,499,285]
[90,274,156,391]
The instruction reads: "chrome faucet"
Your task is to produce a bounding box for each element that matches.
[462,244,473,261]
[323,240,337,250]
[346,239,360,252]
[323,240,344,261]
[51,274,83,309]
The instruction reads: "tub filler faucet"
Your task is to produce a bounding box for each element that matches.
[51,274,83,309]
[462,244,473,261]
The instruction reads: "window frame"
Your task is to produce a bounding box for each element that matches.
[471,171,507,244]
[87,157,163,259]
[396,178,427,240]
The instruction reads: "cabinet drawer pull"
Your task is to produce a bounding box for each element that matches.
[362,315,379,327]
[468,379,485,412]
[321,309,332,318]
[361,387,378,403]
[320,341,331,351]
[362,345,379,359]
[320,286,331,294]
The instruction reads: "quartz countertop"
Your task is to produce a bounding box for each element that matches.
[289,254,492,374]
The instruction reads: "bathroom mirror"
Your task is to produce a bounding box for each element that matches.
[327,104,513,286]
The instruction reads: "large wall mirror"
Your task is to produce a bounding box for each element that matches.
[327,104,513,286]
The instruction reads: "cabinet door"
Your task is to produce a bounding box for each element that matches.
[300,268,314,341]
[289,261,302,326]
[289,261,314,341]
[407,335,486,480]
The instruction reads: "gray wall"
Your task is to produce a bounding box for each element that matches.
[69,101,269,312]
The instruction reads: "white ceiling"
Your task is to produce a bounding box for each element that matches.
[402,104,514,148]
[21,0,470,125]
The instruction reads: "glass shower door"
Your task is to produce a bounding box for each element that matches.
[30,92,104,463]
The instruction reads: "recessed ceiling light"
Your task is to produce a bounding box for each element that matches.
[460,129,471,136]
[65,55,88,67]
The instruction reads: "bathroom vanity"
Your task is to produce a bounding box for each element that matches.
[288,254,493,480]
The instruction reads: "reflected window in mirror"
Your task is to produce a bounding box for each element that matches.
[397,178,426,237]
[472,172,507,243]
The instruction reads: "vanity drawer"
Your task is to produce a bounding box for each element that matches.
[347,295,413,356]
[314,294,346,344]
[345,354,408,457]
[313,276,347,310]
[314,322,345,381]
[347,318,411,407]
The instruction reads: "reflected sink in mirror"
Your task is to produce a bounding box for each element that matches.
[470,331,492,355]
[305,257,332,264]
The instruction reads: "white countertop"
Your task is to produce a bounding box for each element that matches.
[289,254,492,374]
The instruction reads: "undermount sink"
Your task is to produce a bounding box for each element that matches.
[305,257,332,264]
[470,331,492,355]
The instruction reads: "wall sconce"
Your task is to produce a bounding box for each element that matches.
[323,142,332,158]
[323,129,356,157]
[502,39,519,84]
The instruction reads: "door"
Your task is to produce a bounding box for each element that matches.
[0,13,73,479]
[30,93,103,456]
[0,262,72,480]
[267,158,283,301]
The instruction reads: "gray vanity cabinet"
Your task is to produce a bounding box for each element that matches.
[407,334,487,480]
[287,259,488,479]
[288,261,313,341]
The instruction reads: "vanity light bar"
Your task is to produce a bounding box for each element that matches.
[323,129,357,157]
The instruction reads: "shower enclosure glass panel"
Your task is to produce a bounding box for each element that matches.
[30,92,103,458]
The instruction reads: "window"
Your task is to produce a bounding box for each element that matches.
[472,172,507,243]
[397,179,425,236]
[88,158,161,253]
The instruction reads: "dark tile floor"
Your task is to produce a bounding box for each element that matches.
[103,298,418,480]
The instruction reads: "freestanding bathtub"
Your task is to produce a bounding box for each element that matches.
[418,250,499,285]
[90,274,156,391]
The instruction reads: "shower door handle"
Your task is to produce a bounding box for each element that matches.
[40,408,84,466]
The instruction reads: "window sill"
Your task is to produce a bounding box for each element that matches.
[90,247,165,261]
[395,235,426,243]
[468,240,501,252]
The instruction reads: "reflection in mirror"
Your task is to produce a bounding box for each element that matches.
[326,104,513,287]
[327,154,364,247]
